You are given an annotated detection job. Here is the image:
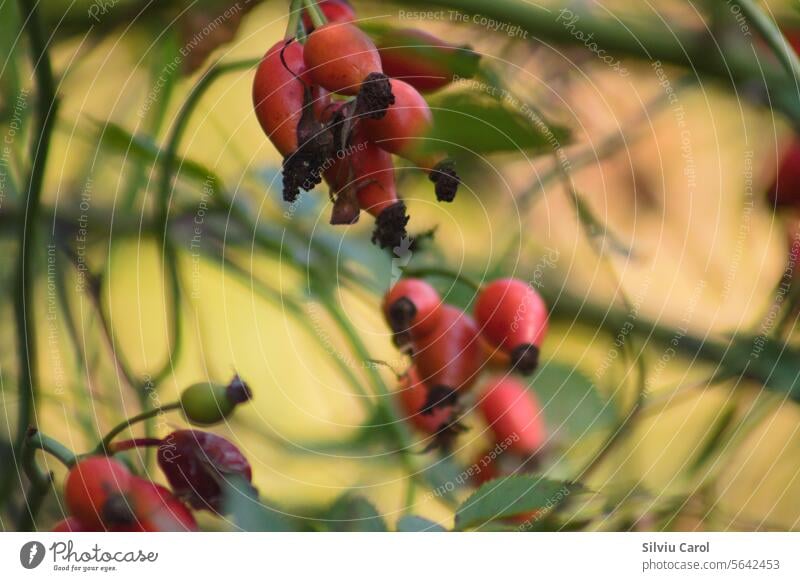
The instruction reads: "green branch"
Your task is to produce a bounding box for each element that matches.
[2,0,60,512]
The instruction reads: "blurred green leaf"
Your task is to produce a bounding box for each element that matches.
[422,90,571,156]
[96,121,223,195]
[397,515,446,532]
[223,476,299,532]
[455,475,581,530]
[323,494,387,532]
[365,24,481,80]
[530,361,617,439]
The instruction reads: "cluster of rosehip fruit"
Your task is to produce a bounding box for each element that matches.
[50,377,255,531]
[384,277,548,457]
[252,0,477,249]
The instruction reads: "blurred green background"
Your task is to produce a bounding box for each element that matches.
[2,0,800,531]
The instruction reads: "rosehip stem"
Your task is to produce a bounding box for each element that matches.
[17,429,78,531]
[107,438,164,453]
[302,0,326,28]
[97,401,182,453]
[285,0,303,40]
[25,429,78,468]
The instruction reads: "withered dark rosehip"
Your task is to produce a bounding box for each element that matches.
[157,429,254,514]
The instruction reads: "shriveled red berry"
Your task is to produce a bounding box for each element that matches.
[475,278,548,375]
[377,28,477,93]
[768,139,800,209]
[383,278,442,348]
[325,126,399,217]
[51,516,89,532]
[478,376,546,456]
[302,0,355,33]
[157,430,253,514]
[64,456,132,529]
[412,305,484,402]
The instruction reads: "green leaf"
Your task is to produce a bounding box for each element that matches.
[96,121,224,195]
[530,362,617,439]
[223,476,299,532]
[323,495,387,532]
[455,475,581,530]
[397,515,446,532]
[422,90,571,156]
[368,25,481,81]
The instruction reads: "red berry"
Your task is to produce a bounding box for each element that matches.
[64,456,132,529]
[412,305,484,399]
[302,0,355,32]
[475,278,548,375]
[383,278,442,348]
[769,139,800,209]
[253,41,309,156]
[121,479,197,532]
[377,29,473,93]
[304,23,382,96]
[157,430,253,514]
[325,126,399,217]
[51,516,89,532]
[397,367,455,434]
[478,376,546,456]
[362,78,432,159]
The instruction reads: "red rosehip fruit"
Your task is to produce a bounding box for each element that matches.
[119,479,197,532]
[304,23,394,119]
[383,278,442,348]
[412,305,484,402]
[397,367,455,434]
[478,376,546,456]
[475,278,548,375]
[362,78,431,158]
[377,28,478,93]
[64,456,133,529]
[302,0,356,33]
[157,430,253,514]
[768,139,800,209]
[253,40,309,157]
[304,23,381,95]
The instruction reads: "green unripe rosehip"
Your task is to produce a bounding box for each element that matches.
[180,375,252,426]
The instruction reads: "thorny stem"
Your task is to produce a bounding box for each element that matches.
[2,0,60,512]
[96,401,182,454]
